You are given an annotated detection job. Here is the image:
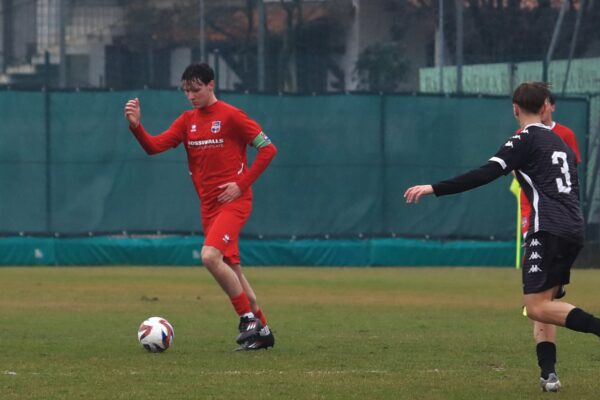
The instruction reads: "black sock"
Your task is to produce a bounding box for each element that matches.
[536,342,556,379]
[565,308,600,337]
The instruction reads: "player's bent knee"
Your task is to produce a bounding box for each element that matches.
[524,300,539,319]
[201,246,222,269]
[524,303,548,323]
[526,309,542,322]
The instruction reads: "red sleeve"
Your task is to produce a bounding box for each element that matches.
[233,109,263,144]
[552,124,581,164]
[561,130,582,164]
[237,143,277,192]
[129,114,186,155]
[230,109,276,192]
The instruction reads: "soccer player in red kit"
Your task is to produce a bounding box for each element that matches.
[124,63,277,351]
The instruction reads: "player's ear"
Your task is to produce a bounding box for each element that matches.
[543,98,551,108]
[513,104,520,118]
[540,101,549,116]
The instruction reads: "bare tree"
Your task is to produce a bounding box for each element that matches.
[120,0,350,91]
[278,0,302,92]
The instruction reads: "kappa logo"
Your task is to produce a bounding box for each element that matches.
[528,264,543,274]
[530,238,542,247]
[191,124,197,133]
[211,121,221,134]
[223,234,230,244]
[529,251,542,260]
[504,141,514,148]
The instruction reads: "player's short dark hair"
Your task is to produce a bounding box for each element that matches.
[512,82,551,114]
[181,63,214,85]
[548,92,556,105]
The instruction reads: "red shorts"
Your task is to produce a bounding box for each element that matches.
[202,198,252,265]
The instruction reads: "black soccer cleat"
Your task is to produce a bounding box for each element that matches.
[236,328,275,351]
[236,316,262,345]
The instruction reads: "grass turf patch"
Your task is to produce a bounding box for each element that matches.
[0,267,599,399]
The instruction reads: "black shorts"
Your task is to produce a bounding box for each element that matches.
[522,232,582,295]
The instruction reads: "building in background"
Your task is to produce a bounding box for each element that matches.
[1,0,599,92]
[0,0,431,91]
[1,0,123,87]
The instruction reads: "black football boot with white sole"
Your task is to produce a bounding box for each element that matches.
[236,326,275,351]
[236,316,262,345]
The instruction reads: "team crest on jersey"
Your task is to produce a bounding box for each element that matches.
[191,124,197,133]
[211,121,222,134]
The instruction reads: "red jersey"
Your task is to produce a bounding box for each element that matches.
[130,100,272,213]
[518,121,581,237]
[547,122,581,163]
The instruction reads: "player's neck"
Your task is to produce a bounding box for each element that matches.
[204,95,218,108]
[519,115,542,129]
[542,119,554,127]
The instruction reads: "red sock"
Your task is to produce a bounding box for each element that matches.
[254,308,267,326]
[230,292,252,316]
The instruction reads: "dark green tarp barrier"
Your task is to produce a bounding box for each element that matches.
[0,91,589,265]
[0,236,513,267]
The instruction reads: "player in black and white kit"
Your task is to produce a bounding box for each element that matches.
[404,82,600,392]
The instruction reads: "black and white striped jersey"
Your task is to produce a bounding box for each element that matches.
[490,123,584,243]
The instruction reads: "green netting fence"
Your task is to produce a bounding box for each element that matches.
[0,91,590,265]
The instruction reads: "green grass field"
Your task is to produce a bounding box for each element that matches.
[1,267,599,399]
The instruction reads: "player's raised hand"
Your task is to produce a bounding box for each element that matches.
[404,184,434,204]
[124,98,141,128]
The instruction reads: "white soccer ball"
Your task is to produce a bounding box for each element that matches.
[137,316,174,353]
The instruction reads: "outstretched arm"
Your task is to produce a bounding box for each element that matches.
[405,162,506,204]
[431,162,505,196]
[405,130,530,204]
